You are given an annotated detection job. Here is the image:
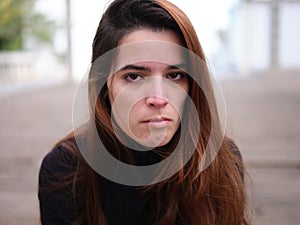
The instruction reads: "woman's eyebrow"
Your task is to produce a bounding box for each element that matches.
[117,63,187,72]
[118,64,150,72]
[168,63,187,70]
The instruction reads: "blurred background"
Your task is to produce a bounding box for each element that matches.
[0,0,299,224]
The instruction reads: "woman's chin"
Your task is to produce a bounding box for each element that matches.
[134,136,171,149]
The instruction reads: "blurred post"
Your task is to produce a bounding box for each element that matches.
[66,0,73,81]
[270,0,279,70]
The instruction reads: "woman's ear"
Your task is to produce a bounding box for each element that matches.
[106,75,112,89]
[106,74,114,100]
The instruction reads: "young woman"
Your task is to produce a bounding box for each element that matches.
[38,0,250,225]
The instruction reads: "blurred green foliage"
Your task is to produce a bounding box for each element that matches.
[0,0,56,51]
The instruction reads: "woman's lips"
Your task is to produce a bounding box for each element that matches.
[142,117,171,128]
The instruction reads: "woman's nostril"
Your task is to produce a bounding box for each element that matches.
[146,96,168,107]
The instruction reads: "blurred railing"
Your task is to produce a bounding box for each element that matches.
[0,51,38,84]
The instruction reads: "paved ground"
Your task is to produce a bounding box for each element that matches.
[0,73,299,225]
[220,73,300,225]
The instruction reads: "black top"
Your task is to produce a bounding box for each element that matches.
[38,138,242,225]
[38,143,158,225]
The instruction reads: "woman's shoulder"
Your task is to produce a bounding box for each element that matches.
[224,136,242,159]
[40,137,79,175]
[38,136,82,224]
[223,136,245,180]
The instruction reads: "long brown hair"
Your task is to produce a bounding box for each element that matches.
[52,0,250,224]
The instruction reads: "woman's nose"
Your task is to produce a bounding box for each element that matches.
[146,95,168,108]
[145,77,169,107]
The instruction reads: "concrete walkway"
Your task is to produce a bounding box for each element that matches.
[221,73,300,225]
[0,73,299,225]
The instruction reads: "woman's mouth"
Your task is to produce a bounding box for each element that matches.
[142,117,172,128]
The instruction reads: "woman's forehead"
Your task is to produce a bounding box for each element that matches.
[118,29,182,45]
[113,41,186,72]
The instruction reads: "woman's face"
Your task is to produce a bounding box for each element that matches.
[107,29,189,148]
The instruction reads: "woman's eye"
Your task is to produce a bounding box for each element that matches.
[167,72,185,81]
[124,73,143,82]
